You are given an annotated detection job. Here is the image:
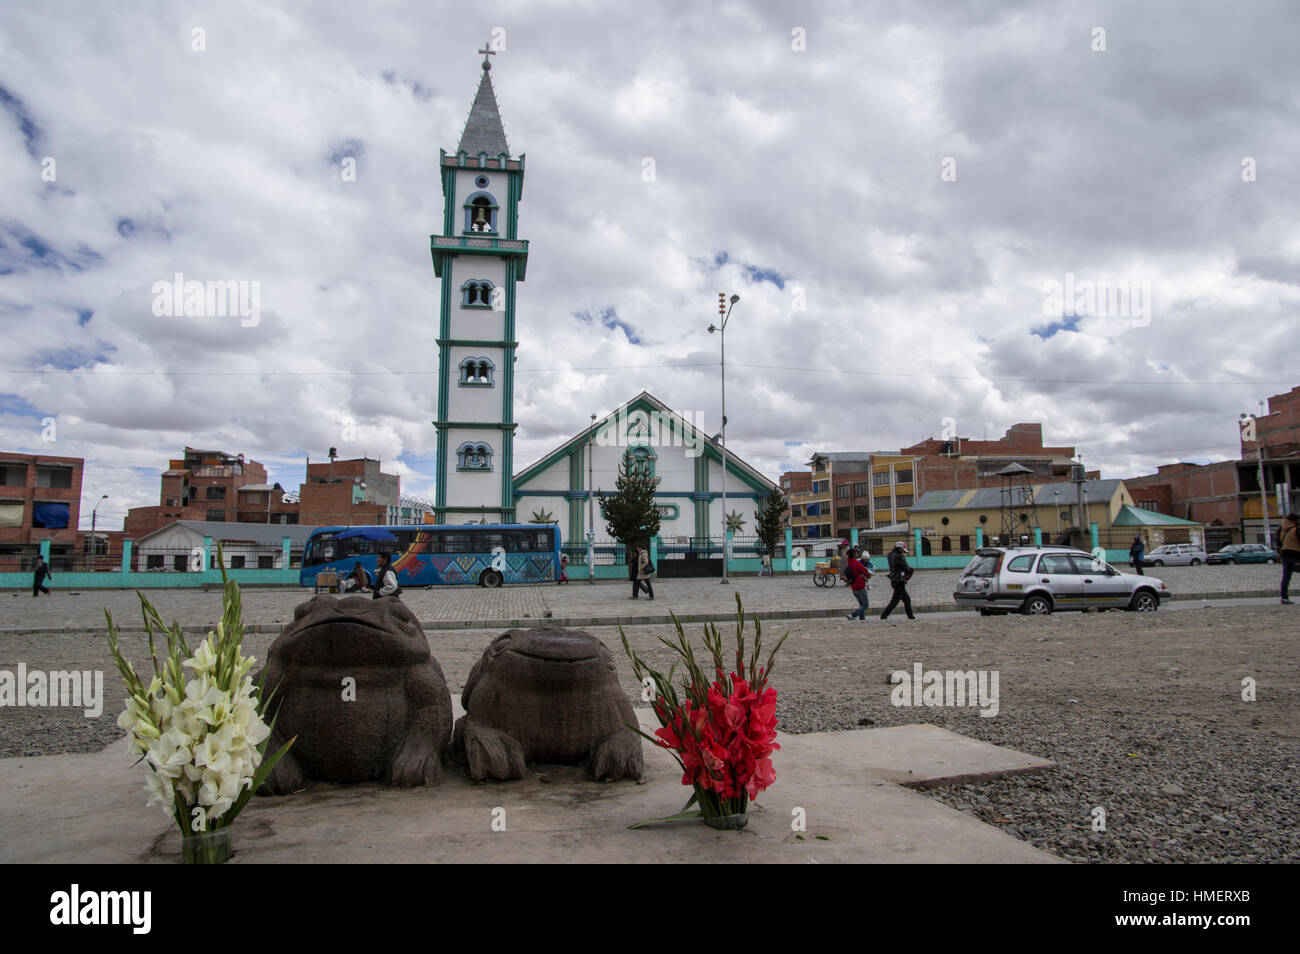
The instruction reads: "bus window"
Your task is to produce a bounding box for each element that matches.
[444,532,472,553]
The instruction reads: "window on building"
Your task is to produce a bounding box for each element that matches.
[229,555,246,569]
[459,356,495,386]
[456,442,493,471]
[873,472,890,486]
[0,465,26,485]
[258,555,275,569]
[463,192,500,233]
[941,536,952,552]
[895,494,913,508]
[624,446,656,479]
[836,484,851,499]
[812,480,828,494]
[460,280,496,308]
[960,534,970,551]
[853,481,870,497]
[205,486,226,500]
[836,507,850,521]
[35,467,73,489]
[895,469,913,484]
[206,510,225,521]
[806,502,820,516]
[31,502,70,528]
[1138,501,1159,511]
[854,504,870,520]
[171,555,187,572]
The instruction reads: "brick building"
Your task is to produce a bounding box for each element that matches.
[297,457,400,526]
[786,423,1091,552]
[125,448,294,536]
[125,448,404,535]
[0,453,84,568]
[1125,385,1300,548]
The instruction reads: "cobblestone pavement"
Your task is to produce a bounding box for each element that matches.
[0,562,1287,632]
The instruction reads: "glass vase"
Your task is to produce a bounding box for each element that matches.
[181,827,231,864]
[696,786,749,830]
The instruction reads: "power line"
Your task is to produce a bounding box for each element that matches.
[2,362,1295,388]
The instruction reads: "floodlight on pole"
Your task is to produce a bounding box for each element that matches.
[709,292,739,584]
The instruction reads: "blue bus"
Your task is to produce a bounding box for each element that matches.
[300,524,561,589]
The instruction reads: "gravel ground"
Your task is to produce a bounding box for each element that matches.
[1,602,1296,863]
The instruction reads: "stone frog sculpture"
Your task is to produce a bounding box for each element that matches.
[455,627,643,782]
[256,595,453,793]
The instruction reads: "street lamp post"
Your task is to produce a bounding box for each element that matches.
[1242,406,1272,545]
[708,292,739,584]
[89,494,108,568]
[587,412,596,584]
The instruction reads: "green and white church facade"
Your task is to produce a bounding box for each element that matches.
[513,392,776,546]
[432,59,775,540]
[431,52,527,524]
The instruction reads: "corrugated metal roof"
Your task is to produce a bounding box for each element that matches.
[911,478,1128,511]
[137,520,317,547]
[1112,505,1202,526]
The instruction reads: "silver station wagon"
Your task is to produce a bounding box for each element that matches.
[1143,544,1207,567]
[954,546,1172,615]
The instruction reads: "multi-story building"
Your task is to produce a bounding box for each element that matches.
[0,453,84,567]
[1125,385,1300,548]
[298,457,400,527]
[125,448,403,535]
[125,448,281,536]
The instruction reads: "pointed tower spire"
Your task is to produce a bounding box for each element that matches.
[456,45,510,158]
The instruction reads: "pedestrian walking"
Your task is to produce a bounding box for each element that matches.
[636,542,656,600]
[759,551,773,577]
[628,544,641,598]
[1279,513,1300,604]
[1129,536,1146,575]
[558,553,569,584]
[879,541,915,621]
[844,547,872,620]
[32,554,52,597]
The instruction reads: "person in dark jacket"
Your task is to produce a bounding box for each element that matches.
[844,548,872,620]
[371,553,400,599]
[879,541,915,620]
[1129,536,1146,575]
[1279,513,1300,604]
[32,555,52,597]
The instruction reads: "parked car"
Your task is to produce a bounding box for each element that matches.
[1143,544,1208,567]
[954,546,1171,615]
[1207,544,1279,565]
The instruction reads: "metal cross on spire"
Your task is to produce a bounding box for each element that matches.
[478,41,497,70]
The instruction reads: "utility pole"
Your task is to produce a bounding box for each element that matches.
[587,413,596,583]
[709,292,739,584]
[1242,404,1271,545]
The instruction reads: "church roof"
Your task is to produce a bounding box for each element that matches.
[456,64,510,158]
[513,391,777,494]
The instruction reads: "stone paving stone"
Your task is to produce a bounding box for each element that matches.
[0,563,1284,632]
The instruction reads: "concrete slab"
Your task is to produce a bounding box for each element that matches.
[0,716,1060,864]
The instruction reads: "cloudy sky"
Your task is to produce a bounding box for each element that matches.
[2,0,1297,529]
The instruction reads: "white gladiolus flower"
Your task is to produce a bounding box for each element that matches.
[145,769,173,810]
[185,640,218,674]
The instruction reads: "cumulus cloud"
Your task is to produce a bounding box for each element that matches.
[1,0,1296,528]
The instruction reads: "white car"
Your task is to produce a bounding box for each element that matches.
[1143,544,1207,567]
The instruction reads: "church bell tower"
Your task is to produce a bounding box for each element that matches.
[431,47,528,524]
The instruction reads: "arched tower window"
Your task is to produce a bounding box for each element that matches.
[460,280,495,308]
[463,191,500,233]
[456,442,494,471]
[458,356,495,387]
